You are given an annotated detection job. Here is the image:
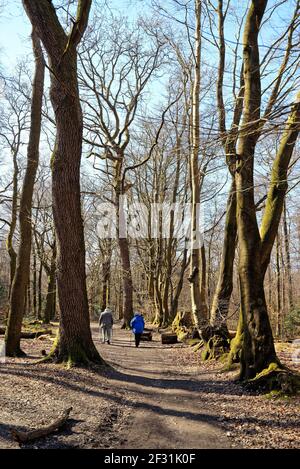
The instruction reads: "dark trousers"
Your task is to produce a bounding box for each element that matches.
[135,333,142,347]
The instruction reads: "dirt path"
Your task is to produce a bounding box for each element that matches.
[0,323,299,449]
[96,324,232,449]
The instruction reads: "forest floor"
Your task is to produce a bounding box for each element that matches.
[0,323,299,449]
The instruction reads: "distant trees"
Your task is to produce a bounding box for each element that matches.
[0,78,30,298]
[0,0,299,385]
[79,13,165,327]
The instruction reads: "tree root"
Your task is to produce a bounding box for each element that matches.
[5,347,27,358]
[200,325,231,361]
[226,326,243,368]
[244,363,300,394]
[38,335,107,369]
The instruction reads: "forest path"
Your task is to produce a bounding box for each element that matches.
[1,324,298,449]
[94,323,232,449]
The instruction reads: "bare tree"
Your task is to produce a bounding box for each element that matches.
[79,12,165,327]
[22,0,102,364]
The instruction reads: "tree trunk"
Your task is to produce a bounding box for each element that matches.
[22,0,102,365]
[276,234,281,338]
[100,240,112,311]
[259,89,300,275]
[32,243,37,318]
[200,244,209,319]
[5,29,45,356]
[189,0,207,330]
[38,261,42,320]
[235,0,278,380]
[43,243,57,324]
[210,179,237,331]
[154,274,164,326]
[118,236,133,328]
[115,180,133,328]
[27,280,32,317]
[230,86,300,374]
[7,149,19,298]
[170,247,188,320]
[283,200,294,312]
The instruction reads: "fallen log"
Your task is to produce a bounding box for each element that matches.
[11,407,72,443]
[161,333,178,344]
[0,327,52,338]
[21,330,52,339]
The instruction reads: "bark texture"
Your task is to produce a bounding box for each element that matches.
[235,0,278,380]
[22,0,102,364]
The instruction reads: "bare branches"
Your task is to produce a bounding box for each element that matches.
[121,91,184,188]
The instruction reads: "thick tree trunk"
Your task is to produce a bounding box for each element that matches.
[229,89,300,372]
[49,56,101,363]
[22,0,102,365]
[235,0,278,380]
[5,29,45,356]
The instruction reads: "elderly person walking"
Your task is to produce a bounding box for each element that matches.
[130,311,145,348]
[99,306,114,344]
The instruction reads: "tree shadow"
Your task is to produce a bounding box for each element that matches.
[0,365,298,439]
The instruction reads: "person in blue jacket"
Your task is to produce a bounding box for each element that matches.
[130,311,145,347]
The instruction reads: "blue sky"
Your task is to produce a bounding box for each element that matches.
[0,1,297,73]
[0,1,31,72]
[0,0,138,72]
